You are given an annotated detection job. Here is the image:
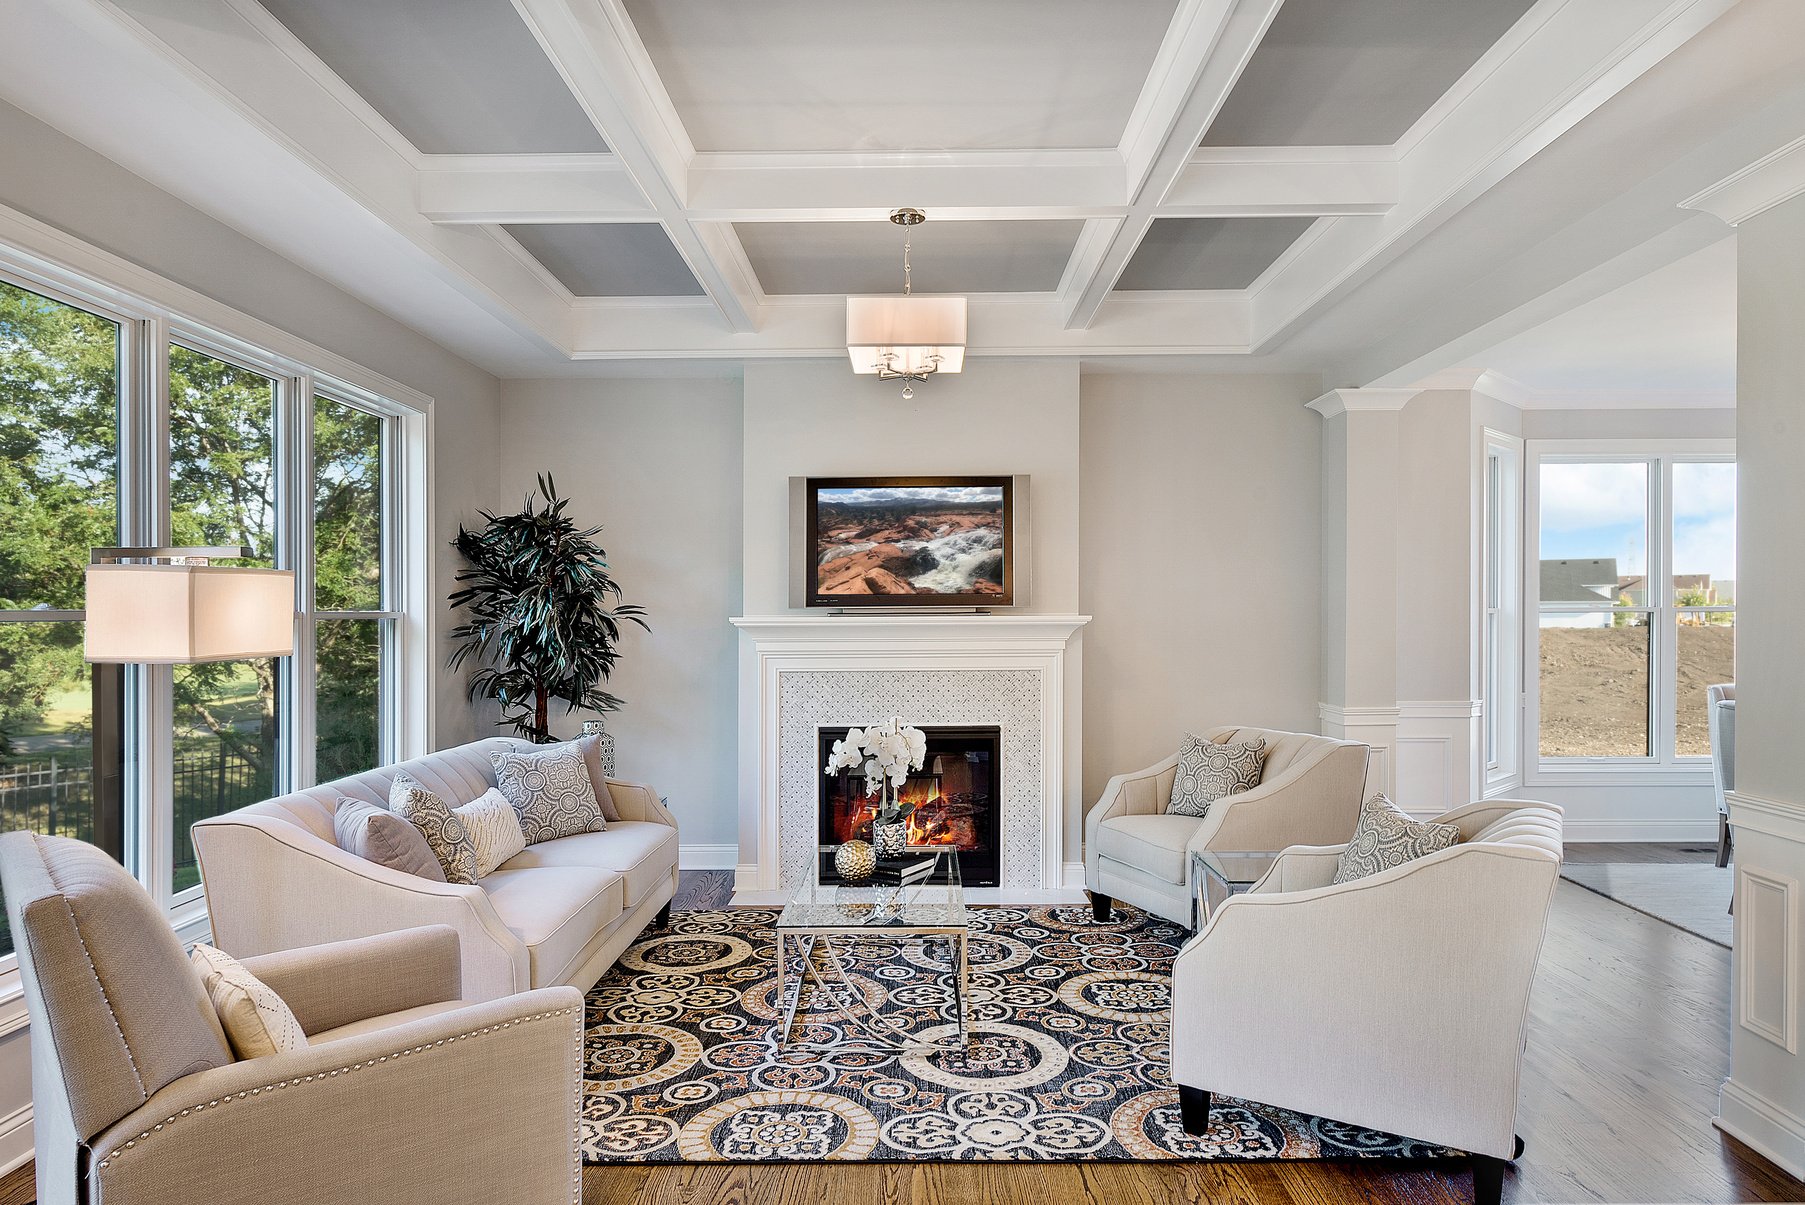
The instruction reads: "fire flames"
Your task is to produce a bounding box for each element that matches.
[829,776,983,849]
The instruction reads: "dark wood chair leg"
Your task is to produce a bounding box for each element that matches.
[654,901,672,928]
[1178,1085,1210,1135]
[1090,892,1113,922]
[1472,1154,1506,1205]
[1513,1133,1525,1160]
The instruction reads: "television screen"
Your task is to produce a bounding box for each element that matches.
[806,476,1013,607]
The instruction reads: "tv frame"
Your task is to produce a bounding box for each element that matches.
[803,475,1015,609]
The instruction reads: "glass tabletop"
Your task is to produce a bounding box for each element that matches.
[778,846,969,931]
[1192,849,1283,888]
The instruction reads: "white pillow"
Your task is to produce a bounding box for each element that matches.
[455,787,528,877]
[190,943,307,1060]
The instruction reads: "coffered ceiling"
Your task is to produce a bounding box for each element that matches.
[0,0,1793,382]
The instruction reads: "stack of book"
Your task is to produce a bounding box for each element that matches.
[821,850,942,886]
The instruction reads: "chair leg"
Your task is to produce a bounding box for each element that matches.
[654,901,672,928]
[1090,891,1113,923]
[1717,813,1732,868]
[1472,1154,1506,1205]
[1178,1085,1210,1136]
[1513,1133,1525,1160]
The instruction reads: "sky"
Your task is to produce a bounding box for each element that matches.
[1539,460,1736,583]
[819,485,1003,507]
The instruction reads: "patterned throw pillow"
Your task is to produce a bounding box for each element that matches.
[1331,794,1462,885]
[454,787,529,877]
[333,796,448,882]
[390,774,481,884]
[491,743,607,845]
[190,943,307,1060]
[1166,733,1267,817]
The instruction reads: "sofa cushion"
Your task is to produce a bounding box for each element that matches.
[333,797,446,881]
[189,943,308,1061]
[495,822,678,908]
[454,788,528,878]
[1095,813,1205,884]
[306,1000,468,1046]
[390,775,481,885]
[481,866,625,987]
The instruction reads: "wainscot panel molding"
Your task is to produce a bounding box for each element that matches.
[1395,700,1483,817]
[1317,703,1399,799]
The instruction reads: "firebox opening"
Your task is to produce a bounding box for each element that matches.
[818,725,1001,887]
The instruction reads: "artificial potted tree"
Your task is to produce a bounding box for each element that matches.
[447,475,647,742]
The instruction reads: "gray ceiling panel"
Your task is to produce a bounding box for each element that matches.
[505,224,703,297]
[1116,217,1315,291]
[260,0,608,154]
[1203,0,1539,147]
[736,220,1085,296]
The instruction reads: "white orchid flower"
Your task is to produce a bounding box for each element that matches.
[904,726,927,769]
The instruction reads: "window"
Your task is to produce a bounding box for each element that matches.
[0,224,428,967]
[1527,442,1735,772]
[0,279,120,959]
[1481,434,1522,790]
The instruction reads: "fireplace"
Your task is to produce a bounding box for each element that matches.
[818,725,1001,886]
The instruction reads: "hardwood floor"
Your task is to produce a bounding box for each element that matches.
[2,851,1791,1204]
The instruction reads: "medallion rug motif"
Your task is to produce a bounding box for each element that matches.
[580,904,1447,1163]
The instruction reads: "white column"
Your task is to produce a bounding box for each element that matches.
[1311,388,1417,798]
[1687,141,1805,1178]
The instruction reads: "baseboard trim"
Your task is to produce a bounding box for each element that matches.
[1716,1077,1805,1181]
[0,1102,32,1179]
[678,844,738,871]
[1562,819,1719,843]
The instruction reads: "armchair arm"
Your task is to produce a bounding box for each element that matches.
[1084,754,1180,874]
[1187,741,1367,853]
[606,778,678,828]
[1172,845,1559,1159]
[90,987,584,1205]
[239,926,462,1036]
[1246,844,1345,894]
[193,816,529,1002]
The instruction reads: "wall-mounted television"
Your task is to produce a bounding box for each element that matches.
[803,476,1015,608]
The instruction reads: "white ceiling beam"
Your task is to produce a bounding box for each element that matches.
[418,155,655,224]
[510,0,762,332]
[566,293,1251,360]
[1249,0,1741,352]
[1058,0,1288,331]
[1163,147,1397,216]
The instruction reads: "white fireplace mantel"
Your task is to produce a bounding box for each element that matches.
[730,613,1090,902]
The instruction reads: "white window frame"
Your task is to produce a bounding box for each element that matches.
[1524,438,1735,786]
[1481,431,1523,795]
[0,203,434,997]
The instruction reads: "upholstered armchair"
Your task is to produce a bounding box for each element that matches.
[0,832,584,1205]
[1083,726,1369,926]
[1169,800,1563,1205]
[1709,683,1735,867]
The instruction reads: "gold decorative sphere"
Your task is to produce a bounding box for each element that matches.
[834,840,876,882]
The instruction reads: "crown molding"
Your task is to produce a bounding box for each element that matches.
[1681,134,1805,227]
[1306,387,1420,418]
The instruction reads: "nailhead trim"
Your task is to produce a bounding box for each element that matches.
[94,1006,581,1171]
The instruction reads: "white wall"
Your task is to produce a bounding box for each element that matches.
[0,99,501,1177]
[1078,371,1324,805]
[497,377,744,856]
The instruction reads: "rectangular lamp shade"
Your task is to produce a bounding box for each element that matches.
[84,564,296,663]
[846,295,967,376]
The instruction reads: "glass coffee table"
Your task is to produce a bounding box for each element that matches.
[1190,850,1283,929]
[774,846,970,1053]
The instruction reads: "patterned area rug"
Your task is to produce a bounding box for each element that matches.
[579,904,1447,1163]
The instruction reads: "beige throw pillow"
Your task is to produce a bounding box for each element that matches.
[390,774,481,884]
[575,734,622,823]
[190,943,307,1060]
[455,787,529,877]
[334,796,448,881]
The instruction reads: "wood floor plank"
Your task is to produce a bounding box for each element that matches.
[0,1164,32,1205]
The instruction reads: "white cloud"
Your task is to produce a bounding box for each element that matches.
[821,485,1002,507]
[1674,515,1737,582]
[1672,461,1736,522]
[1539,462,1647,531]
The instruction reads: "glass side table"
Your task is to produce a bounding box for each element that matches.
[1190,850,1282,930]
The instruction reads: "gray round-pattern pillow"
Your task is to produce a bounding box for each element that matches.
[389,774,481,884]
[1167,733,1267,817]
[1330,793,1461,884]
[491,743,606,845]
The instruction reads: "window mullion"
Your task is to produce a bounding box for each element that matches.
[284,374,316,790]
[136,317,174,908]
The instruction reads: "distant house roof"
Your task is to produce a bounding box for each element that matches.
[1541,558,1619,603]
[1619,573,1714,602]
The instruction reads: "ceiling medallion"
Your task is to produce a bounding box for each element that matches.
[845,208,968,400]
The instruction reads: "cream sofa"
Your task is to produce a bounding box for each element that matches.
[1170,800,1563,1205]
[1084,726,1369,926]
[193,736,678,1001]
[2,832,583,1205]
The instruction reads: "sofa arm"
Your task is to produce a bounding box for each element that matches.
[239,926,463,1037]
[193,816,529,1002]
[89,987,583,1205]
[606,778,677,828]
[1246,845,1345,895]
